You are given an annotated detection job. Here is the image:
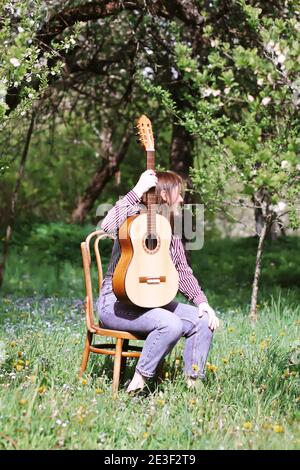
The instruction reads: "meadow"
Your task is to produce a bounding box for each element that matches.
[0,227,299,450]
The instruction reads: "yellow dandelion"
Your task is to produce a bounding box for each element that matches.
[17,351,23,357]
[95,388,103,395]
[282,369,290,379]
[189,398,196,406]
[164,372,169,379]
[273,424,284,433]
[192,364,199,372]
[38,385,46,394]
[25,360,30,366]
[221,358,229,364]
[81,378,87,385]
[17,359,24,365]
[242,421,253,431]
[207,363,218,373]
[157,399,165,406]
[261,422,272,430]
[143,432,148,438]
[19,399,27,406]
[250,334,256,343]
[10,341,17,347]
[15,364,23,372]
[227,327,235,333]
[175,358,181,366]
[260,340,268,351]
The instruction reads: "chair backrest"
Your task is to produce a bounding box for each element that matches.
[81,230,116,331]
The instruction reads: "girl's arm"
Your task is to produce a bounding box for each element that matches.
[100,189,142,235]
[171,236,208,306]
[100,170,157,235]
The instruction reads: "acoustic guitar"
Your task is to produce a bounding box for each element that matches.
[112,115,179,308]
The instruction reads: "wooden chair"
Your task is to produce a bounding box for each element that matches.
[79,229,144,395]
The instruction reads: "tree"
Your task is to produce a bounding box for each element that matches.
[139,1,300,321]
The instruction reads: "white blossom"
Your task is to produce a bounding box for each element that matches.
[281,160,290,170]
[142,67,154,79]
[224,87,230,95]
[10,58,20,67]
[277,54,286,64]
[171,67,179,80]
[202,87,213,97]
[261,97,271,106]
[248,94,254,102]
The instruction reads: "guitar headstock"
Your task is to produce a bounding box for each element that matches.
[136,115,155,151]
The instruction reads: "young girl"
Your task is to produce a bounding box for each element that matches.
[97,169,219,394]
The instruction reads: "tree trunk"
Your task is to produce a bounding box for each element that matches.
[249,218,268,323]
[253,189,285,240]
[249,188,274,322]
[71,131,131,224]
[170,122,196,263]
[0,112,35,289]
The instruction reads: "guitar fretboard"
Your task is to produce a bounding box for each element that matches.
[146,150,156,237]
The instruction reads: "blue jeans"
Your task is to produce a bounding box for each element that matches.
[96,282,213,379]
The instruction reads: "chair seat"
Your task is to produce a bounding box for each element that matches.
[94,325,145,341]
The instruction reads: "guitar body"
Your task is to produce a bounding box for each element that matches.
[113,213,179,308]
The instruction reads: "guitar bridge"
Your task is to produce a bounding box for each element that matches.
[139,276,166,284]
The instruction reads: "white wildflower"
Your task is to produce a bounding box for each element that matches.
[248,95,254,102]
[10,58,20,67]
[224,87,230,95]
[261,97,271,106]
[0,341,5,363]
[212,89,221,96]
[257,78,264,86]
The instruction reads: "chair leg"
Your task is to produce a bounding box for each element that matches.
[112,338,123,396]
[120,339,129,382]
[79,331,93,376]
[155,359,165,384]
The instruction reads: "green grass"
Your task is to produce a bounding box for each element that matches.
[0,295,299,450]
[0,230,299,449]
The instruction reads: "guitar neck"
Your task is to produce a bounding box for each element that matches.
[146,150,156,234]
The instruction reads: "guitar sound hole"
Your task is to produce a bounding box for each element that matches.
[145,233,158,251]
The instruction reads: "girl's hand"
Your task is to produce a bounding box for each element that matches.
[133,170,158,198]
[198,302,219,331]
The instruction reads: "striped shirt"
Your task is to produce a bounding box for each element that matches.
[100,189,208,306]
